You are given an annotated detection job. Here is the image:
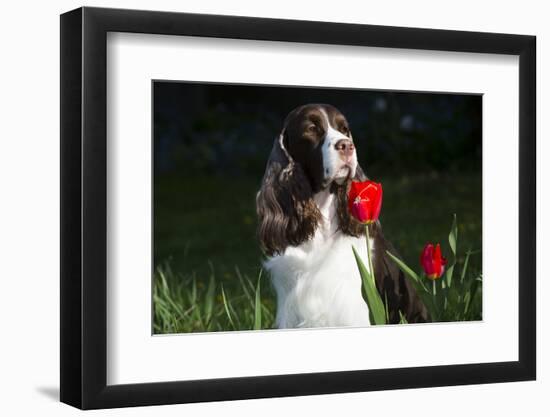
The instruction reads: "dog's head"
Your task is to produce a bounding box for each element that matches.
[281,104,359,192]
[257,104,367,256]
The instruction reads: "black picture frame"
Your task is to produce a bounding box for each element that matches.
[60,6,536,410]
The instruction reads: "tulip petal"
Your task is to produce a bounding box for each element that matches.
[420,243,447,279]
[421,243,435,277]
[348,181,383,224]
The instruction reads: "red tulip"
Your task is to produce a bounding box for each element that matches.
[348,180,383,225]
[420,243,447,280]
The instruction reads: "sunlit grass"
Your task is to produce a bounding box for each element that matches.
[153,262,275,334]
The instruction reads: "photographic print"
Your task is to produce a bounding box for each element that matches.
[153,81,482,334]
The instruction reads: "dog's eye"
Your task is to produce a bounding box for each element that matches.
[340,126,349,135]
[307,125,318,133]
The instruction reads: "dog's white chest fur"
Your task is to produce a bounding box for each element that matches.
[264,190,373,328]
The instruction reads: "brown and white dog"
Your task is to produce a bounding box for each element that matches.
[256,103,429,328]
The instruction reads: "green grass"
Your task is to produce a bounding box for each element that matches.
[153,171,482,333]
[153,261,275,333]
[154,174,262,282]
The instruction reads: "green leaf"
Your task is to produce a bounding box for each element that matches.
[220,284,236,330]
[352,246,386,325]
[445,264,454,288]
[190,278,197,305]
[398,311,408,324]
[235,266,253,307]
[465,276,481,315]
[463,291,471,315]
[204,273,216,323]
[385,250,427,291]
[384,293,390,324]
[460,250,471,284]
[446,214,458,288]
[449,213,458,256]
[254,272,262,330]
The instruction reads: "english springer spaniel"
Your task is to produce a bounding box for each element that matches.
[256,103,429,328]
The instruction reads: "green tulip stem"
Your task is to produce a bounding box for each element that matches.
[365,224,375,286]
[432,279,437,296]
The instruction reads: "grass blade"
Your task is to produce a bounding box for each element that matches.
[235,266,254,307]
[464,275,481,316]
[221,284,236,330]
[445,264,454,289]
[445,214,458,288]
[254,272,262,330]
[204,273,216,324]
[460,250,472,284]
[448,213,457,256]
[189,277,197,305]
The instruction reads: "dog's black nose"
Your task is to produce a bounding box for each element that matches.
[334,139,355,159]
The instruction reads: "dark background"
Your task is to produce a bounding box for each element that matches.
[153,81,482,293]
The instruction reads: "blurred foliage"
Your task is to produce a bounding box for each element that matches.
[154,82,481,177]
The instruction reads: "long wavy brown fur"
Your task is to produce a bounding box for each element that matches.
[256,148,322,257]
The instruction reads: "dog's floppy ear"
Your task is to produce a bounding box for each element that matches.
[256,130,321,256]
